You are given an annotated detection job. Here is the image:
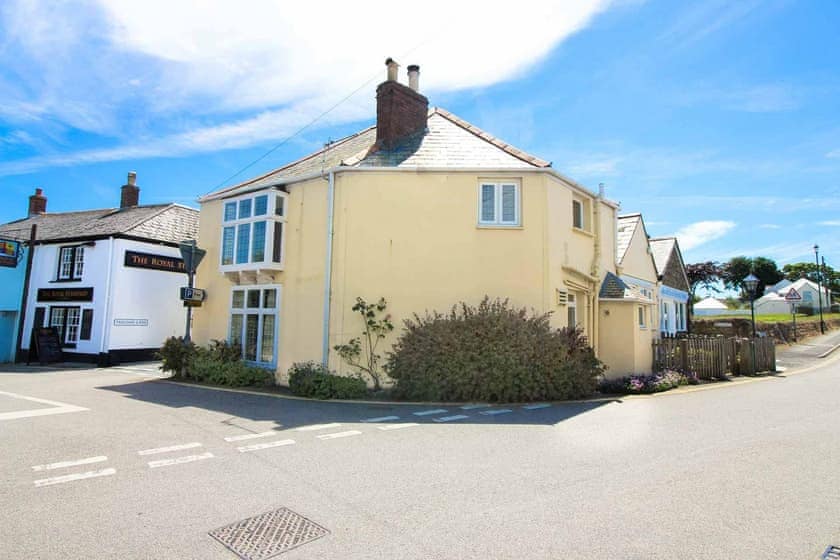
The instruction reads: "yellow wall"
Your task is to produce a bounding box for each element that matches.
[598,300,655,377]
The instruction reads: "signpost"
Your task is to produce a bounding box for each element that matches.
[784,287,802,342]
[179,240,206,342]
[0,238,21,268]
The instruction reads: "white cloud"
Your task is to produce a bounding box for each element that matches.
[0,0,614,174]
[673,220,736,251]
[827,149,840,159]
[758,224,781,229]
[819,220,840,226]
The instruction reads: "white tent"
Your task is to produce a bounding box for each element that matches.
[693,297,730,316]
[754,278,832,315]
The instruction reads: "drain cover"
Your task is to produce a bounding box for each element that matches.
[209,507,329,559]
[823,545,840,559]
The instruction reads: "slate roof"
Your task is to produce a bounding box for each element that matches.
[0,204,199,245]
[616,213,642,264]
[649,237,675,276]
[599,272,629,299]
[201,108,552,202]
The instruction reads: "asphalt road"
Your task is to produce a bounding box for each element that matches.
[2,355,840,560]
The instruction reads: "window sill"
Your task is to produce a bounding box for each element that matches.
[477,224,523,230]
[571,227,594,238]
[220,262,284,273]
[51,278,82,283]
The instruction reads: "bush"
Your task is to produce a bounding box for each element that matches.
[157,337,272,387]
[599,369,696,395]
[288,361,368,400]
[157,336,196,377]
[385,297,604,402]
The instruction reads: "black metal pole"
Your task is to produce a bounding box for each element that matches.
[815,245,825,334]
[184,245,194,343]
[792,304,797,342]
[15,225,36,362]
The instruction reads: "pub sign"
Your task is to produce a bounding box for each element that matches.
[0,238,20,268]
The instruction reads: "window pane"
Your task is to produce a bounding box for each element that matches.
[251,221,266,262]
[501,185,516,223]
[260,314,275,363]
[480,184,495,222]
[231,291,244,308]
[263,289,277,309]
[236,223,250,264]
[222,227,235,265]
[229,314,243,350]
[273,222,283,263]
[74,248,84,278]
[275,195,285,217]
[238,199,252,219]
[59,248,73,278]
[254,195,268,216]
[567,306,576,329]
[224,202,237,221]
[66,308,81,342]
[50,308,65,329]
[247,290,260,308]
[572,200,583,228]
[245,314,259,361]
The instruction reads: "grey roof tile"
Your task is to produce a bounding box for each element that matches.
[599,272,628,299]
[616,214,641,264]
[649,237,676,276]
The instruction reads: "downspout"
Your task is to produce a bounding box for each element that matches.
[99,237,115,366]
[15,224,37,362]
[321,171,336,366]
[590,183,604,354]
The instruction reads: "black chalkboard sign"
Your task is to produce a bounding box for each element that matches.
[30,327,63,365]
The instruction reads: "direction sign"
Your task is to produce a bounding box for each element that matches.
[784,287,802,302]
[178,240,206,275]
[180,287,206,302]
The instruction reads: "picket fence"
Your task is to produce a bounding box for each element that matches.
[652,336,776,379]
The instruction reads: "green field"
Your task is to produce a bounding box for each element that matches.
[702,312,840,323]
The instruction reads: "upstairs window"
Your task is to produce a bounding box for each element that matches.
[478,181,520,226]
[572,197,592,231]
[221,191,287,267]
[57,246,84,280]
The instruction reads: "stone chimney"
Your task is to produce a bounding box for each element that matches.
[28,188,47,217]
[376,58,428,150]
[120,171,140,208]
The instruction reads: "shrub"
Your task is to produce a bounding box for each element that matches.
[157,336,196,378]
[599,369,696,395]
[190,354,273,387]
[333,297,394,391]
[288,361,368,400]
[385,297,604,402]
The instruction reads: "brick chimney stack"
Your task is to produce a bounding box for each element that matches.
[120,171,140,208]
[376,58,428,150]
[28,188,47,217]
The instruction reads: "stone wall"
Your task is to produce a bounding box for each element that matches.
[692,317,840,344]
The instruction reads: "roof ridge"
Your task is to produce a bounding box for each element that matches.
[429,107,551,168]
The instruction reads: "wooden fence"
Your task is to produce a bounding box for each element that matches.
[652,336,775,379]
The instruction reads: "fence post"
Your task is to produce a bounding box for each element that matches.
[679,339,688,372]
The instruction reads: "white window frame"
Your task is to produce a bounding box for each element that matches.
[567,293,577,329]
[228,284,280,367]
[572,197,590,232]
[57,246,84,280]
[638,306,647,329]
[477,181,521,227]
[220,190,287,272]
[49,305,82,346]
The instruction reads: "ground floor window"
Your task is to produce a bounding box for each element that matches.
[48,306,92,346]
[229,285,279,365]
[567,293,577,328]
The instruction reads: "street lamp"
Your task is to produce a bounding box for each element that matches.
[815,244,825,334]
[744,273,759,338]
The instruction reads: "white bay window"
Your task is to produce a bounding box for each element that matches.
[220,191,287,271]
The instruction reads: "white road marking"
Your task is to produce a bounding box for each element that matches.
[237,439,296,453]
[460,404,490,410]
[413,409,447,416]
[0,390,88,421]
[377,423,419,431]
[32,456,107,472]
[295,423,342,432]
[362,415,400,423]
[433,415,469,423]
[480,409,513,416]
[224,431,279,442]
[137,442,203,456]
[147,452,214,469]
[522,403,552,410]
[316,430,362,440]
[34,468,116,487]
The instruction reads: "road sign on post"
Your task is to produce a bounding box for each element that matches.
[180,287,206,302]
[785,288,801,343]
[178,240,207,342]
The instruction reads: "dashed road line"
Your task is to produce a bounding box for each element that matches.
[138,442,203,456]
[413,409,447,416]
[224,431,279,442]
[377,423,419,431]
[460,404,490,410]
[522,403,552,410]
[480,409,513,416]
[316,430,362,440]
[34,468,116,487]
[237,439,296,453]
[362,415,400,423]
[32,456,108,472]
[147,452,214,469]
[295,423,342,432]
[434,415,469,423]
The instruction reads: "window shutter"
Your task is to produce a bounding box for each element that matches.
[480,184,495,222]
[80,309,93,340]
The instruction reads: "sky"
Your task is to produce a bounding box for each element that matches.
[1,0,838,271]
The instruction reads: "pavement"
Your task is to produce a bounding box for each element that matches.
[775,326,840,370]
[1,333,840,559]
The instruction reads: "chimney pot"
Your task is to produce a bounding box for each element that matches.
[28,188,47,217]
[127,171,137,186]
[407,65,420,91]
[120,172,140,208]
[385,57,399,82]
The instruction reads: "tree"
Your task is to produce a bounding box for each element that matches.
[720,256,784,300]
[686,261,722,305]
[334,297,394,391]
[783,262,840,297]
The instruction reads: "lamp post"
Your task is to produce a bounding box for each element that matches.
[744,273,759,374]
[815,244,825,334]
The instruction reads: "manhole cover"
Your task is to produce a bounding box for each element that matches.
[209,507,329,559]
[823,545,840,559]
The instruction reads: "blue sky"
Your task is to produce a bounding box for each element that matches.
[1,0,838,269]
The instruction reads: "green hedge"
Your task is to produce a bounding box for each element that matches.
[288,361,368,400]
[386,297,604,402]
[157,337,273,387]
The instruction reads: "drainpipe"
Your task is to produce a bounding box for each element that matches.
[15,224,37,362]
[99,237,115,366]
[590,184,604,354]
[321,171,336,366]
